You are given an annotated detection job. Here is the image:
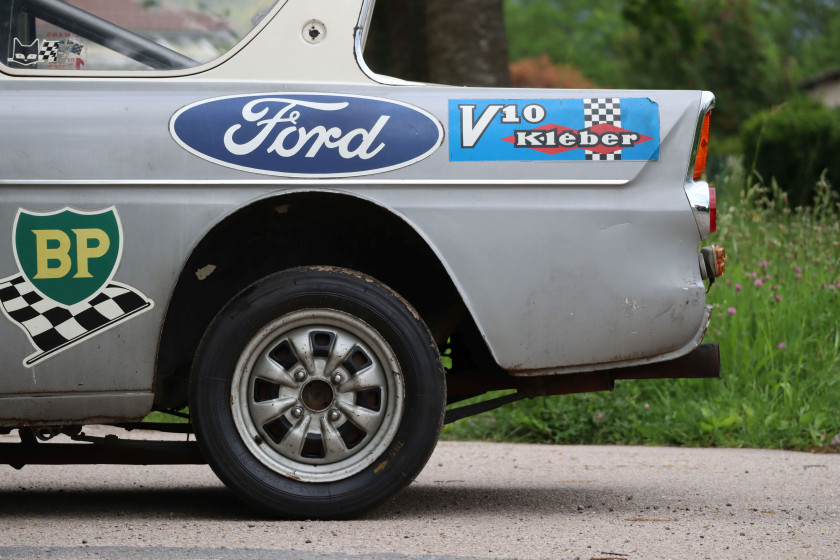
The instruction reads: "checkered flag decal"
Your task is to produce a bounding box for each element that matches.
[38,40,60,62]
[0,275,152,366]
[63,39,85,56]
[584,98,622,161]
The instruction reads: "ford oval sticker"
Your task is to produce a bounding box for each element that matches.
[170,93,444,177]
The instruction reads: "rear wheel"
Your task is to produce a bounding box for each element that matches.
[190,267,445,518]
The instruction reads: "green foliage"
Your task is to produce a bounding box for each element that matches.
[504,0,626,86]
[445,160,840,450]
[760,0,840,84]
[620,0,700,65]
[504,0,840,135]
[741,97,840,206]
[619,0,785,134]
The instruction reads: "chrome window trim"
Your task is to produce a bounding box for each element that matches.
[354,0,421,86]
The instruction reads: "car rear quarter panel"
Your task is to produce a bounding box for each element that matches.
[0,76,705,413]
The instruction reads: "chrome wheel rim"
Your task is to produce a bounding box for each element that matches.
[231,309,404,482]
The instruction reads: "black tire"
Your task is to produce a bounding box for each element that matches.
[189,266,445,518]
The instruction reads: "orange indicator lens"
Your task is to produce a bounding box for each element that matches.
[693,112,711,180]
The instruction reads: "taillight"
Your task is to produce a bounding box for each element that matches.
[685,92,715,240]
[693,112,711,180]
[709,186,716,233]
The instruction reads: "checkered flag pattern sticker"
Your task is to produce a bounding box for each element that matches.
[0,275,152,366]
[38,40,60,62]
[584,98,622,161]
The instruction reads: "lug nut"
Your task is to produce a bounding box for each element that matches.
[331,372,344,385]
[293,369,307,382]
[291,407,304,418]
[328,409,341,422]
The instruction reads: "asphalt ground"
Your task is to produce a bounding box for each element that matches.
[0,428,838,559]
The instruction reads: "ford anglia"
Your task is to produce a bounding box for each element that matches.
[0,0,724,518]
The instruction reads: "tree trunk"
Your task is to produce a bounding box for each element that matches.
[426,0,510,87]
[364,0,509,87]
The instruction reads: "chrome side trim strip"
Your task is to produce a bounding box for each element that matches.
[0,178,630,186]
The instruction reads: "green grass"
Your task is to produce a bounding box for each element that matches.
[143,409,189,423]
[444,160,840,450]
[144,161,839,450]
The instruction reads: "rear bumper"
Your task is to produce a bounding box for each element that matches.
[446,342,721,401]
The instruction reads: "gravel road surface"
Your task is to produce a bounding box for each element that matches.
[0,428,838,560]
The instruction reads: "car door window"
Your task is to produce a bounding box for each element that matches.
[1,0,278,71]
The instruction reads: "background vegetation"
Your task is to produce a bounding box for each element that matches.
[505,0,840,133]
[441,0,840,450]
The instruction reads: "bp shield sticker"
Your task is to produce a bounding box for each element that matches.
[15,208,121,306]
[449,97,659,162]
[0,207,153,367]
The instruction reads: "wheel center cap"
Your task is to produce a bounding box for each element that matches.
[301,379,334,412]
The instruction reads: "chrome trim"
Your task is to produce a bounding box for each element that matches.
[0,178,630,186]
[354,0,422,86]
[698,253,709,280]
[686,180,711,240]
[357,0,375,51]
[684,91,715,240]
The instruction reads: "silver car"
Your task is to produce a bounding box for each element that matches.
[0,0,725,517]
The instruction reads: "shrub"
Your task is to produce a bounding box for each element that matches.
[509,55,596,89]
[741,97,840,206]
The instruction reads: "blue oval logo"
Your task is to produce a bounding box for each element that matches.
[170,93,443,177]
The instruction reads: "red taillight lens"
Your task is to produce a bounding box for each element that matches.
[709,186,716,233]
[693,112,711,180]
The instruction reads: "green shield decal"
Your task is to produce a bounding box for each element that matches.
[14,207,122,306]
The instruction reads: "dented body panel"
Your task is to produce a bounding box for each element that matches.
[0,0,718,424]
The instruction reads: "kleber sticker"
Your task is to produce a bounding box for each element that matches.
[0,208,153,367]
[170,93,444,177]
[449,97,659,162]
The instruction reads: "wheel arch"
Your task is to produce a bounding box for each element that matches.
[154,190,488,409]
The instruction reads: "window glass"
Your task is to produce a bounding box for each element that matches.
[1,0,279,71]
